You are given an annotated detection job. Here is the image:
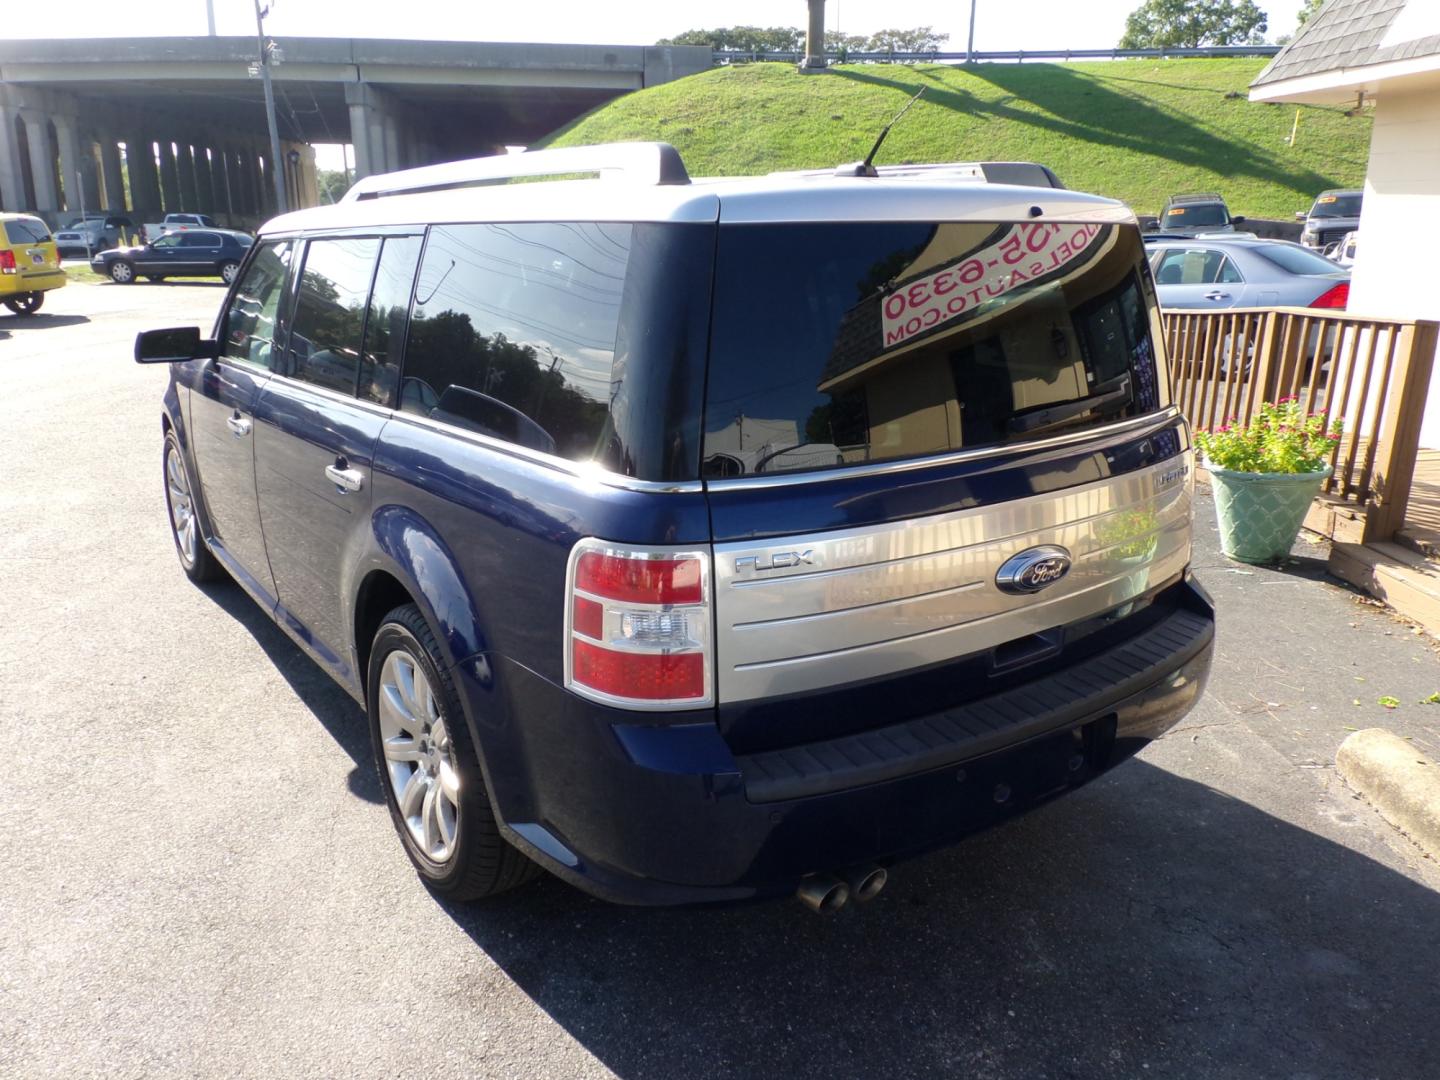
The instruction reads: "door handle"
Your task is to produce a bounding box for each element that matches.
[1203,291,1230,301]
[325,463,365,494]
[225,412,251,437]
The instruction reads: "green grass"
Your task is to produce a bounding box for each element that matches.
[540,60,1370,219]
[64,265,107,284]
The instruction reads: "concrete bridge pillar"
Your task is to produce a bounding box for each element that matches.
[216,147,237,219]
[176,142,198,212]
[0,107,26,213]
[126,135,162,218]
[345,82,404,180]
[195,145,217,213]
[157,139,181,213]
[51,115,85,214]
[98,138,125,211]
[19,110,60,214]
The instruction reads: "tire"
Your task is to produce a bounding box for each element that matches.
[368,604,540,901]
[2,292,43,315]
[109,260,135,284]
[219,261,240,285]
[163,432,222,583]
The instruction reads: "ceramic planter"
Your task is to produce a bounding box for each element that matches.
[1208,464,1332,564]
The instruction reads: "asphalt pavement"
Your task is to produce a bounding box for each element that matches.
[2,282,1438,1080]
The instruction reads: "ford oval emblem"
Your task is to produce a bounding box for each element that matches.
[995,545,1072,594]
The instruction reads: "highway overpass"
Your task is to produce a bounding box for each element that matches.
[0,37,710,227]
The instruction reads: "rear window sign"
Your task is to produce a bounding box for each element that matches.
[1318,195,1337,203]
[881,222,1103,349]
[1167,207,1186,215]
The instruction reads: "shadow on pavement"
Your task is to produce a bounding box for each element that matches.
[441,761,1439,1079]
[198,578,382,803]
[0,313,90,331]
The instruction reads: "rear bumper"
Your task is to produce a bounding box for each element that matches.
[466,579,1214,905]
[0,271,65,296]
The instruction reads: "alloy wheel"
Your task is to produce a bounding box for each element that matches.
[165,443,198,566]
[377,650,461,863]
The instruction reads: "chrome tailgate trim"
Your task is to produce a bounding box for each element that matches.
[713,453,1193,703]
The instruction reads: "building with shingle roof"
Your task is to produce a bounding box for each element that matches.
[1251,0,1440,445]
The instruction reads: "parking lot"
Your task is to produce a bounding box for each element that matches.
[3,281,1439,1080]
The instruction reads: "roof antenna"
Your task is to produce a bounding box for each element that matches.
[836,87,926,178]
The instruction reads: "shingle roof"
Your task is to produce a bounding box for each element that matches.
[1252,0,1440,88]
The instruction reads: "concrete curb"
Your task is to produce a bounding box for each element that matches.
[1336,728,1440,861]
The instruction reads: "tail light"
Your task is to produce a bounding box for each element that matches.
[565,538,713,709]
[0,250,15,274]
[1310,282,1349,310]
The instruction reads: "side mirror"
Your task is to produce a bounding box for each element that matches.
[134,326,219,364]
[1230,215,1246,225]
[1295,211,1307,221]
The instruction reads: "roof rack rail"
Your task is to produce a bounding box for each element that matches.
[775,160,1065,190]
[1166,192,1225,203]
[340,142,690,203]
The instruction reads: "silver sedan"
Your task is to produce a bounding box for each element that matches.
[1148,238,1350,311]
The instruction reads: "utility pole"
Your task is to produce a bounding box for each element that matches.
[253,0,287,214]
[206,0,216,35]
[967,0,978,63]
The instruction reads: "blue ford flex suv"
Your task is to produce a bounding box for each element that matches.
[136,143,1213,910]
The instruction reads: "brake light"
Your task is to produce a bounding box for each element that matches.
[566,540,712,708]
[0,250,15,274]
[1310,282,1349,310]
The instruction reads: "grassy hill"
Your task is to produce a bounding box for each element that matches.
[540,60,1370,220]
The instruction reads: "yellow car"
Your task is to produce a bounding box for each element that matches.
[1,213,65,315]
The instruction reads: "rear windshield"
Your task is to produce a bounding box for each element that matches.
[1161,204,1227,229]
[703,222,1163,478]
[1251,244,1343,276]
[1310,194,1362,218]
[4,219,51,245]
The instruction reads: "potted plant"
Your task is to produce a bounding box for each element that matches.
[1195,398,1342,564]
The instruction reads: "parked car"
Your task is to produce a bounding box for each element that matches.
[0,212,65,315]
[1148,238,1349,310]
[134,143,1214,909]
[52,213,136,257]
[1327,230,1358,268]
[1155,192,1244,237]
[91,229,253,284]
[141,212,220,243]
[1297,189,1362,251]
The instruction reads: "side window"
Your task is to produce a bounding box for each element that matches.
[181,231,219,247]
[1216,257,1244,284]
[401,222,631,460]
[1153,249,1187,285]
[285,237,381,396]
[359,235,422,406]
[221,240,294,369]
[152,234,182,250]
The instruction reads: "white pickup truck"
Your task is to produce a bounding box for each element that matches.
[141,213,220,243]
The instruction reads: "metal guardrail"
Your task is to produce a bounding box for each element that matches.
[714,46,1282,65]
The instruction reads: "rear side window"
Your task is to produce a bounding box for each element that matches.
[1252,244,1344,276]
[703,222,1162,477]
[221,240,294,369]
[401,223,631,460]
[5,218,51,245]
[359,235,422,406]
[180,232,220,247]
[285,237,381,395]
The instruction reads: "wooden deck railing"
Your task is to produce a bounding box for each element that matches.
[1163,308,1439,543]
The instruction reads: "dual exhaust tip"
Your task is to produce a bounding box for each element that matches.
[795,865,887,914]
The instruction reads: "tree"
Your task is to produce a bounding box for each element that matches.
[865,26,950,53]
[316,168,349,205]
[1118,0,1269,49]
[656,26,804,52]
[1296,0,1325,27]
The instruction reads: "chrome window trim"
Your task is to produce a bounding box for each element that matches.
[704,407,1183,491]
[385,410,705,494]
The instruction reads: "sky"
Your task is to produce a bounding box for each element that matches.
[11,0,1313,51]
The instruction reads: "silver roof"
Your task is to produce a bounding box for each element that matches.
[260,166,1134,236]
